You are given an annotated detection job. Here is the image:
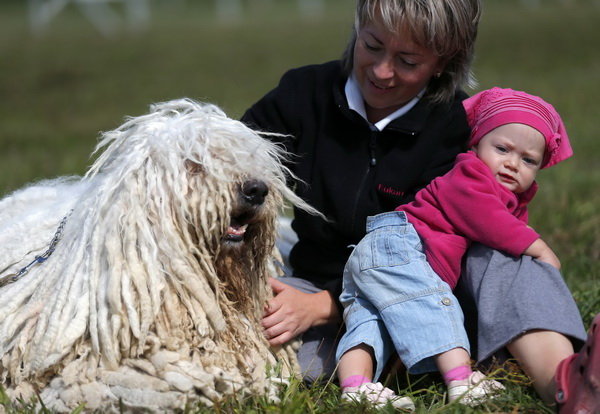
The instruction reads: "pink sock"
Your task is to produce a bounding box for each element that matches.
[443,365,473,385]
[341,375,371,390]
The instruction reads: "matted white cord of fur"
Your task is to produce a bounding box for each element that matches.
[0,98,319,411]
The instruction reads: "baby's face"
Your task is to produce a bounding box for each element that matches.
[472,123,545,193]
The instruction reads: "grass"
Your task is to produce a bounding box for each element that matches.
[0,0,599,412]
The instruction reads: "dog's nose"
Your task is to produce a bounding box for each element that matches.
[241,179,269,205]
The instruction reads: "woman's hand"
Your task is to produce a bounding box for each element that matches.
[261,277,340,346]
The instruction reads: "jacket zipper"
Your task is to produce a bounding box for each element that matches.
[350,127,378,232]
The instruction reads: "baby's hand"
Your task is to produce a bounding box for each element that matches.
[536,249,561,270]
[524,238,561,270]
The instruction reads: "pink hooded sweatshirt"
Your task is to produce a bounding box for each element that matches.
[397,87,573,289]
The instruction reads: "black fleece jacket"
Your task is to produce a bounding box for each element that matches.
[242,60,471,285]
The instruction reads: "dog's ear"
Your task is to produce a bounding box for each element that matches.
[185,160,205,175]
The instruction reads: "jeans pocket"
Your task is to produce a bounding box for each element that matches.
[358,228,410,271]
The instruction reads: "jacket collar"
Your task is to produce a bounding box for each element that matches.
[333,68,432,136]
[344,74,424,131]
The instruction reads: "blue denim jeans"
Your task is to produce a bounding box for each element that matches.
[336,211,469,380]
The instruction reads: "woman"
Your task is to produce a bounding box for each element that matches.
[241,0,595,411]
[242,0,479,380]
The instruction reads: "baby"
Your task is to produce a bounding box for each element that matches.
[336,87,573,408]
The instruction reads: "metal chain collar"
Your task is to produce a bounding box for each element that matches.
[0,210,73,288]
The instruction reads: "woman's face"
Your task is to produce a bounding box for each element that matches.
[353,20,445,123]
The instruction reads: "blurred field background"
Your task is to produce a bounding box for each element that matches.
[0,0,599,411]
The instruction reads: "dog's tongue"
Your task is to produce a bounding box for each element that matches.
[227,223,248,237]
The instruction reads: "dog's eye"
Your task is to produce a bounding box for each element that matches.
[185,160,205,174]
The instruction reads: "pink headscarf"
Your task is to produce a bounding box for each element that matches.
[463,87,572,168]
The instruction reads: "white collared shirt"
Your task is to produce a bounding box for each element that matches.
[345,74,424,131]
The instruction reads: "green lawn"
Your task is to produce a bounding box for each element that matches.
[0,0,598,412]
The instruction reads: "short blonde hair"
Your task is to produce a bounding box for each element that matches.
[341,0,482,104]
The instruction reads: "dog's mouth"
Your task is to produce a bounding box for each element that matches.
[223,179,269,244]
[226,217,250,242]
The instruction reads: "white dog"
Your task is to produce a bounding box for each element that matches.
[0,99,318,411]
